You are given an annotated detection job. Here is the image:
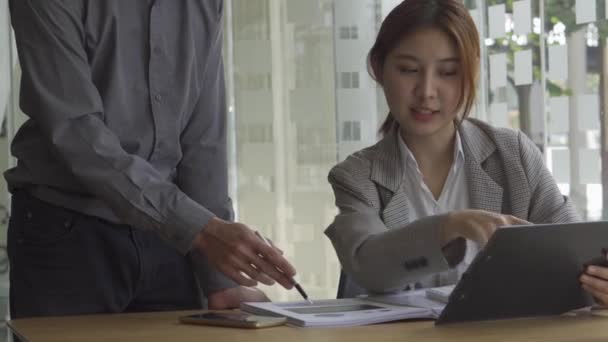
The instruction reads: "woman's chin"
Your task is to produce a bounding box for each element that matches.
[400,118,455,137]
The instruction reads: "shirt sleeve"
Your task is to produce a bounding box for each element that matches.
[9,0,215,253]
[177,3,238,293]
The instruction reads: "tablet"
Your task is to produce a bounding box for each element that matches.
[436,221,608,325]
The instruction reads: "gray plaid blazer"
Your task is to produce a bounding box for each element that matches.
[326,118,580,297]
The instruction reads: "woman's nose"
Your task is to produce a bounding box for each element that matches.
[415,73,437,100]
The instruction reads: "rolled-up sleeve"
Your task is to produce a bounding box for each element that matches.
[10,0,214,253]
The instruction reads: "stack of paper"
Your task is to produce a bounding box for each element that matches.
[241,289,448,328]
[425,285,455,304]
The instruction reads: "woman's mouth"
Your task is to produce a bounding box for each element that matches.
[410,108,439,123]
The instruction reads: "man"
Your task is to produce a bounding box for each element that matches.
[6,0,296,318]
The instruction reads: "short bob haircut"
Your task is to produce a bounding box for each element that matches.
[369,0,480,136]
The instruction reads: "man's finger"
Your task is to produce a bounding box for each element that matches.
[255,242,296,276]
[244,244,294,288]
[249,259,279,285]
[231,257,275,286]
[255,272,275,286]
[267,238,284,255]
[221,265,257,287]
[250,257,294,289]
[231,238,293,288]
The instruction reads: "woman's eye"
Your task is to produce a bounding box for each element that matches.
[440,70,458,77]
[399,67,418,74]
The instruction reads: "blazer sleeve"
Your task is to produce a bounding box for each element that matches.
[325,163,453,294]
[518,132,581,223]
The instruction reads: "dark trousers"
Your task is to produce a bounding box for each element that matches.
[7,190,202,319]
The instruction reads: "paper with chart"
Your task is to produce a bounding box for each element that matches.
[241,288,450,327]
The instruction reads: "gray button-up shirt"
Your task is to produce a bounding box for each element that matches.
[6,0,233,259]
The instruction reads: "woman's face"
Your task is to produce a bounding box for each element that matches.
[378,27,463,141]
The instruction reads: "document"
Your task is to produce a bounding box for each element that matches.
[424,285,455,304]
[241,288,449,328]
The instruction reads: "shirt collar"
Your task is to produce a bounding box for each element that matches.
[398,131,465,173]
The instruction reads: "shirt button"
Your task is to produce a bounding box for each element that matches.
[153,46,162,55]
[154,94,162,102]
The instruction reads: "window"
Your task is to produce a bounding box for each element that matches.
[235,73,272,90]
[341,121,361,142]
[239,124,273,144]
[339,25,358,39]
[226,0,603,302]
[339,26,349,39]
[339,72,359,89]
[471,0,604,220]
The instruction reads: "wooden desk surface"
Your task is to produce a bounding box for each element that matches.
[8,310,608,342]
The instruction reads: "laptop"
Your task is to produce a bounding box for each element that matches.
[436,221,608,325]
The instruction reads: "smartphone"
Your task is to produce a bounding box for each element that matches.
[179,312,287,329]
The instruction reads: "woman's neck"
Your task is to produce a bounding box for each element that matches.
[400,123,457,172]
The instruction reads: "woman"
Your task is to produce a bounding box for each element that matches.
[326,0,608,304]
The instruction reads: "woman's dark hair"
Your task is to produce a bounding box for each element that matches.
[368,0,480,135]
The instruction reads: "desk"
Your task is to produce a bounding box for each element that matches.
[7,310,608,342]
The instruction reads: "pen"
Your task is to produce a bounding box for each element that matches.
[254,231,313,304]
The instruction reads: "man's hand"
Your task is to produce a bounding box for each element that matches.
[441,210,529,247]
[207,286,270,310]
[194,217,296,288]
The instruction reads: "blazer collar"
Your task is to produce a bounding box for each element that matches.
[370,126,404,192]
[459,119,496,165]
[459,119,503,212]
[370,119,497,192]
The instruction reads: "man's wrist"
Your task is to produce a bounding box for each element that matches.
[195,216,224,251]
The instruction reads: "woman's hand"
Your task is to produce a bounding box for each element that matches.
[580,265,608,306]
[440,209,530,247]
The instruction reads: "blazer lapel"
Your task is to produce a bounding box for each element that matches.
[370,128,411,229]
[371,120,505,230]
[460,121,503,213]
